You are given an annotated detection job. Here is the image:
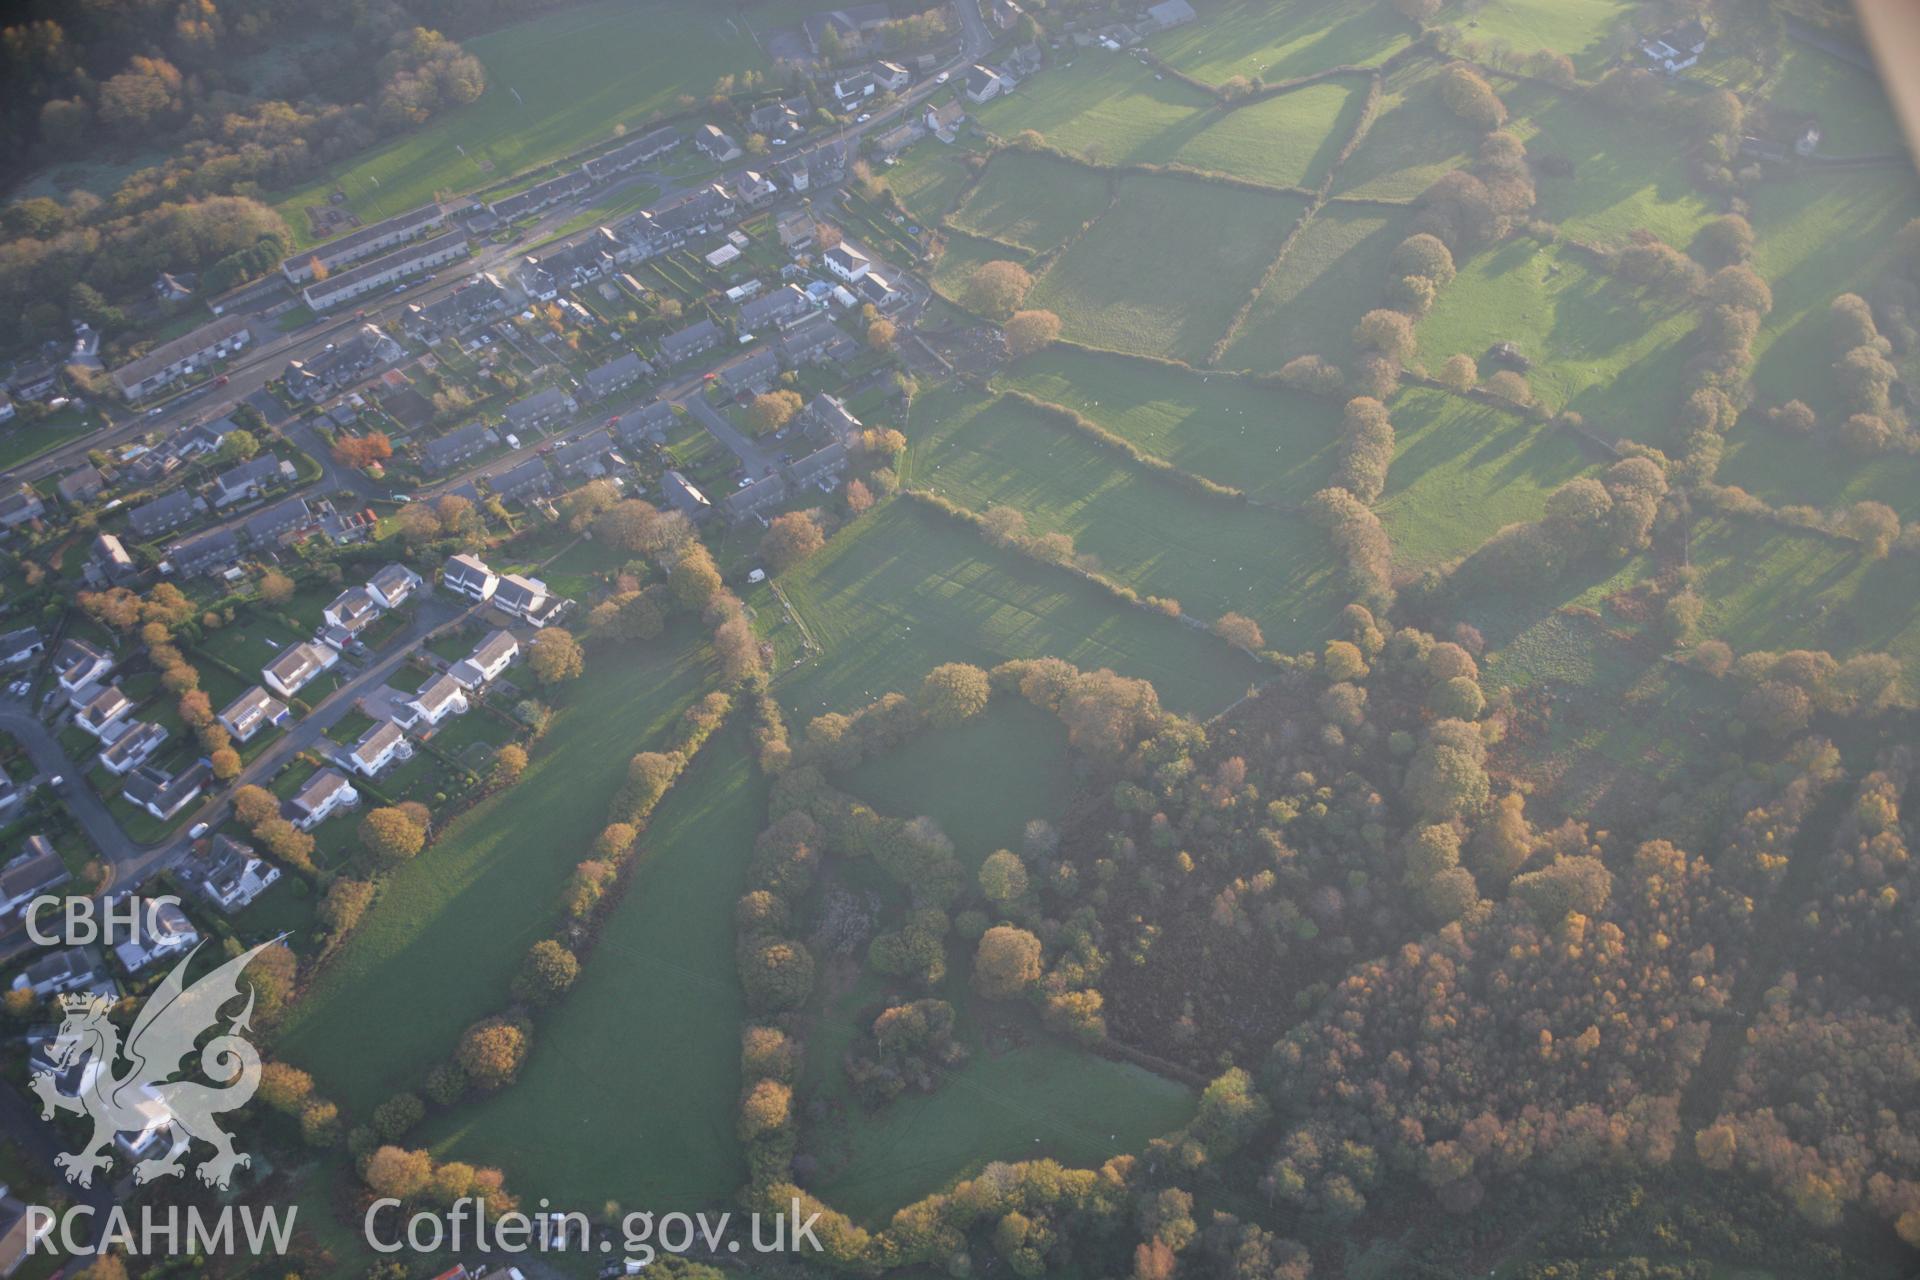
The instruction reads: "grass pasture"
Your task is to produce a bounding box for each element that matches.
[769,498,1268,722]
[973,54,1215,167]
[930,227,1034,304]
[1169,80,1369,189]
[1028,175,1305,363]
[997,346,1341,506]
[1414,240,1697,443]
[274,622,718,1109]
[885,142,983,226]
[1715,429,1920,524]
[1145,0,1409,85]
[1374,386,1593,571]
[1450,0,1633,72]
[427,727,765,1209]
[909,388,1346,649]
[949,151,1113,253]
[272,0,787,244]
[1222,202,1411,371]
[1331,71,1486,200]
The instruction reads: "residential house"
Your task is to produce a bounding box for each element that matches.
[486,171,590,223]
[422,422,495,473]
[834,70,878,105]
[166,526,241,576]
[802,4,891,55]
[488,457,553,503]
[790,440,849,489]
[323,586,381,638]
[781,311,852,365]
[581,126,681,181]
[91,533,137,584]
[551,429,615,481]
[695,124,742,162]
[290,768,359,830]
[777,209,818,250]
[739,283,813,334]
[873,120,925,155]
[56,465,106,506]
[279,203,448,283]
[186,835,280,912]
[964,64,1008,104]
[613,400,675,448]
[661,469,712,519]
[583,351,652,400]
[0,485,44,529]
[857,271,904,310]
[262,641,338,699]
[516,260,560,303]
[733,170,778,207]
[504,387,576,434]
[283,324,400,401]
[925,100,966,142]
[719,347,782,395]
[74,685,134,740]
[0,837,69,919]
[10,946,114,999]
[0,627,44,667]
[301,231,469,311]
[367,563,423,610]
[109,316,252,401]
[748,100,807,141]
[775,154,812,193]
[448,630,518,690]
[660,318,721,365]
[211,455,290,507]
[99,722,169,776]
[126,489,198,540]
[873,60,912,91]
[218,686,289,743]
[402,272,511,341]
[1640,19,1708,72]
[121,761,208,822]
[406,674,470,728]
[244,497,311,546]
[111,897,199,974]
[53,639,113,700]
[824,242,871,282]
[442,553,499,602]
[492,573,567,626]
[725,472,789,520]
[347,720,411,777]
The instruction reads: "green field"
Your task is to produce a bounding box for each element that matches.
[884,141,981,226]
[843,698,1071,872]
[1145,0,1408,84]
[768,498,1268,722]
[1414,240,1698,441]
[1029,175,1305,362]
[997,346,1341,505]
[909,387,1345,649]
[1375,387,1593,571]
[972,55,1214,166]
[1332,70,1484,200]
[1169,80,1368,189]
[1223,203,1412,371]
[930,226,1035,304]
[427,727,765,1209]
[1715,429,1920,522]
[275,622,718,1108]
[1452,0,1632,71]
[949,151,1113,253]
[271,0,786,243]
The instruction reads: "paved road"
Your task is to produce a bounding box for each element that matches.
[681,393,777,479]
[0,707,143,882]
[0,1077,116,1250]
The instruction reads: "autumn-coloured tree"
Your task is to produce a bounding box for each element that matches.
[455,1015,530,1090]
[917,662,991,727]
[258,571,295,605]
[1003,308,1061,357]
[1214,612,1263,650]
[966,260,1034,318]
[332,432,394,469]
[745,389,804,436]
[761,510,825,571]
[973,925,1042,1000]
[528,628,584,684]
[360,806,426,863]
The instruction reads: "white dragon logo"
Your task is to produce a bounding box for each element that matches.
[30,938,280,1190]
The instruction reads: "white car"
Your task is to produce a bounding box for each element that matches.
[935,71,950,84]
[856,113,871,123]
[505,433,521,449]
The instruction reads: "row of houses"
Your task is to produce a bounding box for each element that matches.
[280,203,449,284]
[283,324,403,402]
[302,231,471,311]
[108,315,253,402]
[440,553,571,627]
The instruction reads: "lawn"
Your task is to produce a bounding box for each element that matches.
[273,621,718,1108]
[884,139,981,226]
[1169,80,1369,190]
[1145,0,1409,85]
[769,498,1268,722]
[971,54,1215,167]
[948,151,1113,254]
[1414,240,1698,443]
[270,0,794,244]
[842,698,1071,872]
[996,346,1341,506]
[1028,175,1305,363]
[1374,386,1593,571]
[929,226,1035,305]
[1222,203,1412,371]
[1452,0,1633,72]
[0,411,101,473]
[909,387,1346,650]
[426,726,765,1210]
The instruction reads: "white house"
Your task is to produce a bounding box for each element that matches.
[0,837,70,919]
[262,642,339,699]
[367,563,424,610]
[442,553,499,602]
[323,586,381,636]
[188,836,280,913]
[347,720,412,778]
[823,243,871,282]
[449,630,519,690]
[291,768,359,830]
[218,686,290,743]
[407,674,470,728]
[74,685,134,740]
[111,897,199,974]
[54,639,114,702]
[98,722,168,776]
